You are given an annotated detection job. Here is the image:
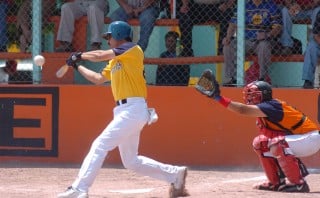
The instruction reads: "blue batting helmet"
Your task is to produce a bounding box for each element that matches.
[103,21,133,41]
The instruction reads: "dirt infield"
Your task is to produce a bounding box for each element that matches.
[1,162,320,198]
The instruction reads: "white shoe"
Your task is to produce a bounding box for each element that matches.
[57,186,88,198]
[169,166,189,198]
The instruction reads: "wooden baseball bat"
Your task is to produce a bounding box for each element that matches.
[56,64,69,78]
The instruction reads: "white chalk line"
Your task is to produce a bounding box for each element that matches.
[107,175,268,194]
[108,188,154,194]
[221,168,320,184]
[0,186,154,195]
[222,176,266,183]
[0,187,44,192]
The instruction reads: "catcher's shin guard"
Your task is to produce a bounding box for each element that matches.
[269,137,305,184]
[253,135,284,187]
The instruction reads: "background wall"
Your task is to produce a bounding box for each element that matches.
[0,85,319,168]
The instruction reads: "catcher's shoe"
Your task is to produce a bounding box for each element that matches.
[279,182,310,193]
[169,166,189,198]
[57,186,88,198]
[253,180,286,191]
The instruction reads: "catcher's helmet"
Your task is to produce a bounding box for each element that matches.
[103,21,133,41]
[243,81,272,105]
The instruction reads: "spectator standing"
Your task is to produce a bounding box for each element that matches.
[55,0,109,52]
[222,0,282,86]
[16,0,55,52]
[302,8,320,88]
[109,0,160,52]
[177,0,235,56]
[274,0,320,55]
[156,31,190,85]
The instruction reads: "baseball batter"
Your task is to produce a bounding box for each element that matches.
[196,75,320,193]
[57,21,189,198]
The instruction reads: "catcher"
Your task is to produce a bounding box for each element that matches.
[196,69,320,193]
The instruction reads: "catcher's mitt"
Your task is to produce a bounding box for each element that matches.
[195,69,218,97]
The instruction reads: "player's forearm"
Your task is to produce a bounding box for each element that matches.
[81,50,115,62]
[227,101,251,115]
[227,101,266,117]
[77,65,107,85]
[215,96,266,117]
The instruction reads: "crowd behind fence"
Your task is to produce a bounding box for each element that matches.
[0,0,319,88]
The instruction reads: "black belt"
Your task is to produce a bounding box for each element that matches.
[116,99,127,106]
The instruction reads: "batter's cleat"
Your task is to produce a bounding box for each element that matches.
[253,180,286,191]
[57,186,88,198]
[279,182,310,193]
[169,166,189,198]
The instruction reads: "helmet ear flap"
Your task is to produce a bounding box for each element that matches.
[255,81,272,101]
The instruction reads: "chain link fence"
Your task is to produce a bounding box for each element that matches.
[1,0,56,83]
[0,0,319,87]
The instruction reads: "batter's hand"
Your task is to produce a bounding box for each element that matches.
[72,52,82,62]
[66,52,82,69]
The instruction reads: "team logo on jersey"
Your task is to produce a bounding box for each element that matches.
[111,61,123,73]
[252,13,262,25]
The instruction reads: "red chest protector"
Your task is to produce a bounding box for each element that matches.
[256,117,286,138]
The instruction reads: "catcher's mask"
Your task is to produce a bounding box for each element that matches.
[243,81,272,105]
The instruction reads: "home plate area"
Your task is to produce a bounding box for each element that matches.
[1,163,320,198]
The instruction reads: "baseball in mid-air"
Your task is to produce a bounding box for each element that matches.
[33,55,45,66]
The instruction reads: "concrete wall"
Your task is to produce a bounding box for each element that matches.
[0,85,319,168]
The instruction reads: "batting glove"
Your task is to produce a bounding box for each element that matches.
[66,52,82,70]
[72,52,82,61]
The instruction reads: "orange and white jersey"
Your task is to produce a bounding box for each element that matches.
[257,99,318,134]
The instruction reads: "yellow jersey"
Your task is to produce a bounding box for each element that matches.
[101,43,147,101]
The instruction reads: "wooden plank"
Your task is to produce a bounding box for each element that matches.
[0,53,304,64]
[70,17,209,26]
[0,52,70,60]
[8,15,312,26]
[144,55,304,65]
[0,52,32,59]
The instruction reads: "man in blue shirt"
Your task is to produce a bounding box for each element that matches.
[222,0,282,86]
[156,31,190,85]
[302,8,320,88]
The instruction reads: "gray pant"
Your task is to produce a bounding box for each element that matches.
[17,0,55,52]
[223,39,271,82]
[57,0,109,44]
